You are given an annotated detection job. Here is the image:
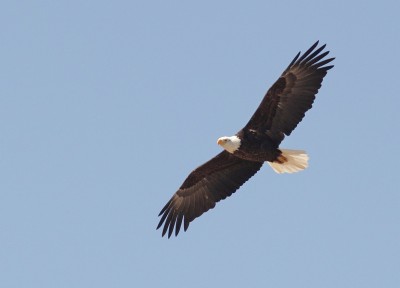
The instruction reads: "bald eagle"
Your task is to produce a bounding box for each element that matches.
[157,41,334,238]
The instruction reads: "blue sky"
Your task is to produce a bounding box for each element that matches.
[1,1,399,287]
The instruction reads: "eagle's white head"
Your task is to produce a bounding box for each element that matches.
[217,135,241,153]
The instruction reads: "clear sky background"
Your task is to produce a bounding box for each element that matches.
[1,1,399,287]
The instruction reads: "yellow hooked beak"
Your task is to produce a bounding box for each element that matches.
[217,139,225,145]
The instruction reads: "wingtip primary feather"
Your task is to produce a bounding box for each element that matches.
[297,41,320,63]
[285,51,301,71]
[284,41,332,74]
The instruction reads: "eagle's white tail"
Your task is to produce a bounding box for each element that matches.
[268,149,309,174]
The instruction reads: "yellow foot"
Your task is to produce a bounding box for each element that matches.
[276,154,288,164]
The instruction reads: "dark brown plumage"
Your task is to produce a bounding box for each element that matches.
[157,151,262,237]
[244,41,334,144]
[157,41,334,237]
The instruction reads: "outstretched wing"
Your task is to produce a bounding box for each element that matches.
[244,41,334,143]
[157,151,263,238]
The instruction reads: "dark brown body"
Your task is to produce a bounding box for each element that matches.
[233,130,281,162]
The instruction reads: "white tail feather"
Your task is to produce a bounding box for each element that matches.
[268,149,309,174]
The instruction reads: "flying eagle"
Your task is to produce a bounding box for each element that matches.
[157,41,334,238]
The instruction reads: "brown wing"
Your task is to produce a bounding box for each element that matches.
[157,151,263,238]
[244,41,334,144]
